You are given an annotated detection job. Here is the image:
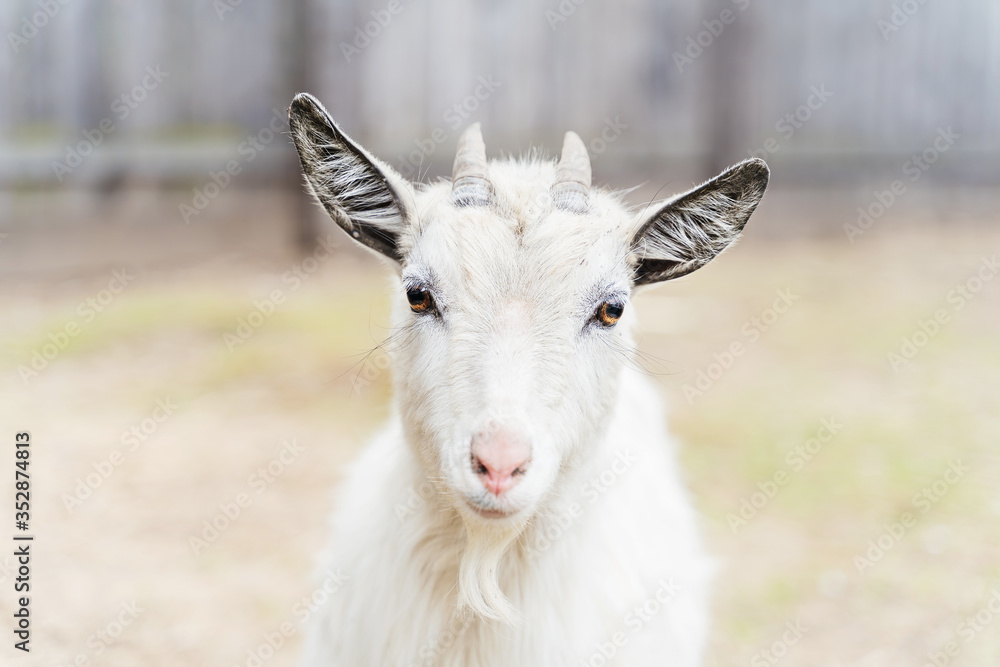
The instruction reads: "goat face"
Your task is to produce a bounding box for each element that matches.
[289,93,769,527]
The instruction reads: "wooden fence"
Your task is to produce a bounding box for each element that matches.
[3,0,999,185]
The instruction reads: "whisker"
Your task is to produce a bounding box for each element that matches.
[601,335,683,378]
[326,320,416,391]
[633,180,675,223]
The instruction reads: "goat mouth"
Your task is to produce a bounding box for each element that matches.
[465,500,518,520]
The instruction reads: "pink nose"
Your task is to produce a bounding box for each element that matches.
[471,429,532,496]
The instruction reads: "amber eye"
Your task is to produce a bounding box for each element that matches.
[406,286,434,313]
[596,300,624,326]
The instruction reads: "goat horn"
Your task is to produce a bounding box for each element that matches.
[551,131,591,214]
[451,123,490,207]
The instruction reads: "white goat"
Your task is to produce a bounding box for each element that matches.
[288,93,768,667]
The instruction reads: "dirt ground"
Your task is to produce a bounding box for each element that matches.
[1,188,998,666]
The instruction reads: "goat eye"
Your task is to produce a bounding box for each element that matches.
[406,286,434,313]
[595,300,624,327]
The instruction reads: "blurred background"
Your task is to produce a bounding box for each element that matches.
[2,0,998,665]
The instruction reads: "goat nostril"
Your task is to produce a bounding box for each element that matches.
[471,454,489,476]
[469,429,532,496]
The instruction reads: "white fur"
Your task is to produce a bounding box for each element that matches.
[301,371,710,667]
[288,90,767,663]
[296,157,721,666]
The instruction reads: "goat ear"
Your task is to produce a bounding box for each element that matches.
[630,159,769,285]
[288,93,411,261]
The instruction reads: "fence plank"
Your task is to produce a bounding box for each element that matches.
[3,0,999,182]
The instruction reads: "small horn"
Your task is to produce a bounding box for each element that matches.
[451,123,490,207]
[551,131,591,214]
